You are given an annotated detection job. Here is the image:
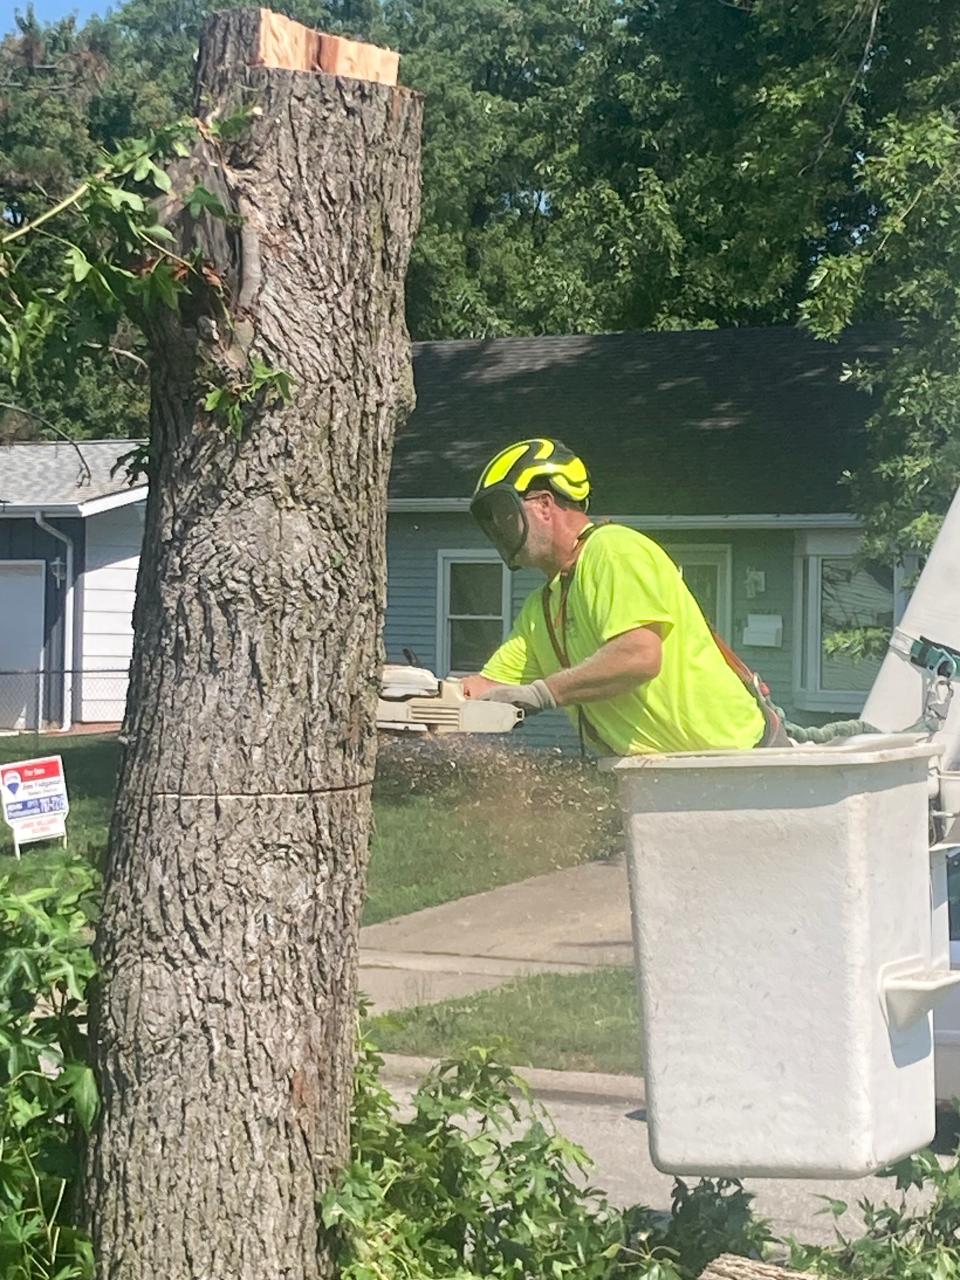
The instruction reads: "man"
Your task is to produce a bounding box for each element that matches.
[461,437,777,755]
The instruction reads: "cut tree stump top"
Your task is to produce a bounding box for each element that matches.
[254,8,399,84]
[698,1256,816,1280]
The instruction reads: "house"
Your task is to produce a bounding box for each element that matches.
[0,325,901,743]
[383,325,904,747]
[0,441,146,729]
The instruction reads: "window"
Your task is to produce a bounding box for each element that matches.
[437,551,510,674]
[794,531,910,712]
[665,545,733,640]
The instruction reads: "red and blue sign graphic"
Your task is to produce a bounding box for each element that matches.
[1,756,70,853]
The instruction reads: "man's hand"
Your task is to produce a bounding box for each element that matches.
[459,674,498,699]
[481,679,557,715]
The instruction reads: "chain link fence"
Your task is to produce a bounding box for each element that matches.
[0,669,128,744]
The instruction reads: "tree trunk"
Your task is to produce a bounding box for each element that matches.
[698,1256,814,1280]
[85,10,421,1278]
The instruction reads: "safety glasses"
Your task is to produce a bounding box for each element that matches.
[469,486,532,569]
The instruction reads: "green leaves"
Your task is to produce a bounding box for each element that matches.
[65,248,92,284]
[325,1032,778,1280]
[205,106,259,143]
[202,358,296,439]
[184,185,228,220]
[0,861,98,1278]
[1,120,199,404]
[130,152,172,192]
[101,186,145,214]
[788,1141,960,1278]
[0,94,300,457]
[58,1065,98,1136]
[800,256,868,340]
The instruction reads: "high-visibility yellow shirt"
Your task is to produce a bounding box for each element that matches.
[481,524,765,756]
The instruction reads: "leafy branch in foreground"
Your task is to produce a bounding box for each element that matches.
[0,112,292,456]
[0,862,99,1280]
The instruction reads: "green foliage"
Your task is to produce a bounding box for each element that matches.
[323,1039,624,1279]
[0,9,150,441]
[322,1032,773,1280]
[2,840,960,1280]
[790,1,960,560]
[202,358,295,439]
[0,861,98,1280]
[789,1149,960,1278]
[2,120,194,379]
[1,110,295,451]
[822,626,891,663]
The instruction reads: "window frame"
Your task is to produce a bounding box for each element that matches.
[663,543,734,642]
[436,549,511,676]
[792,530,914,712]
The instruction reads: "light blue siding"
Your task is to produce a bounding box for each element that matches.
[712,530,798,721]
[384,514,491,672]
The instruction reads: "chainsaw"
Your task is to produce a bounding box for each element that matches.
[376,664,523,735]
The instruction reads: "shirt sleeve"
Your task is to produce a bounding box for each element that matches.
[582,532,677,644]
[480,594,544,684]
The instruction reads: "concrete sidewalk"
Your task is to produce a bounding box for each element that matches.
[359,859,632,1011]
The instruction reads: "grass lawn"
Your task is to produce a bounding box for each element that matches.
[368,967,641,1075]
[0,734,621,923]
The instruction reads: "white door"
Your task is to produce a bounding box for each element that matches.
[0,563,45,730]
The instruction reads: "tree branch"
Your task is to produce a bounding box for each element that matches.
[801,0,881,174]
[1,173,104,245]
[0,401,94,485]
[82,341,149,370]
[699,1255,815,1280]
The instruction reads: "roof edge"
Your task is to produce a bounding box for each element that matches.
[387,499,860,528]
[1,493,861,529]
[0,486,147,519]
[78,487,147,517]
[0,503,84,517]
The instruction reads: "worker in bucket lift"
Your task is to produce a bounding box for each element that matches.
[460,438,787,755]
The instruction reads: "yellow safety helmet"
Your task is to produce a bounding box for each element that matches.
[470,438,590,568]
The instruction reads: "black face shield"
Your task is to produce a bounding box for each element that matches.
[469,486,529,569]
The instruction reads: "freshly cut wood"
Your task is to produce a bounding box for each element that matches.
[255,9,321,72]
[255,7,399,84]
[699,1255,815,1280]
[319,33,399,85]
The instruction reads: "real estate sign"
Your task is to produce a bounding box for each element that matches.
[1,756,69,858]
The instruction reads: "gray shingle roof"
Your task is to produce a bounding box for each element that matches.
[0,326,885,516]
[0,440,143,511]
[395,325,887,514]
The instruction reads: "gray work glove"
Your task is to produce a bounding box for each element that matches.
[481,679,557,715]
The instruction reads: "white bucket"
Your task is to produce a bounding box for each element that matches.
[611,737,956,1178]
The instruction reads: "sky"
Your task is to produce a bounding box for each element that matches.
[2,0,106,33]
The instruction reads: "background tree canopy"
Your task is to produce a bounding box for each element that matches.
[2,0,958,555]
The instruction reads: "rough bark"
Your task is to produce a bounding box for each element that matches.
[85,10,421,1279]
[698,1256,814,1280]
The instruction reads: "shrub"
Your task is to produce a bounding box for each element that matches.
[322,1030,773,1279]
[0,861,98,1280]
